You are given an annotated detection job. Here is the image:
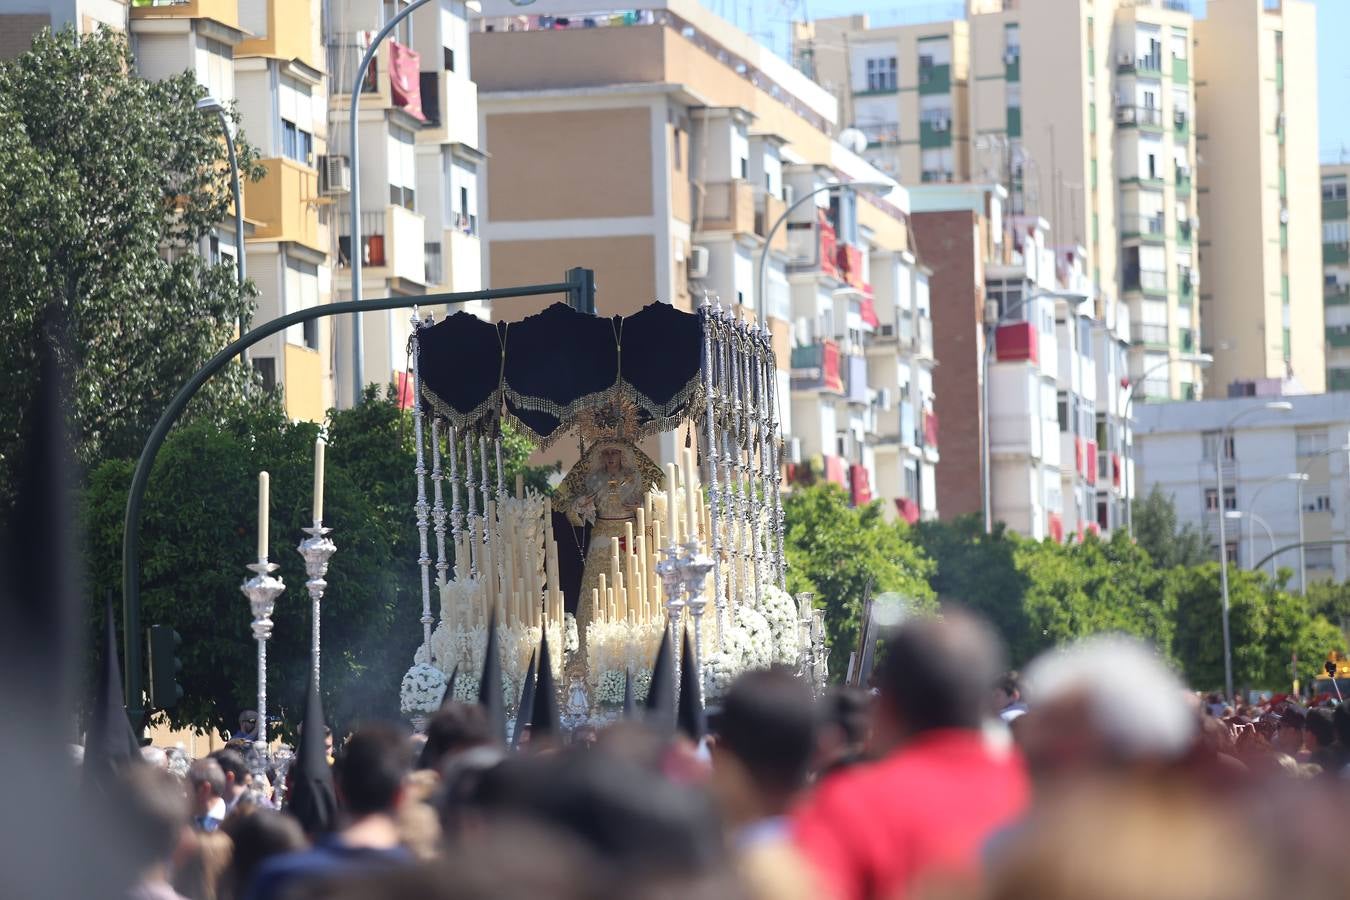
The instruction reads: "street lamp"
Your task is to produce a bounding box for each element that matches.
[196,97,246,290]
[1224,509,1275,575]
[1123,353,1212,537]
[1297,443,1350,592]
[982,290,1090,534]
[1216,400,1292,700]
[349,0,436,406]
[753,179,893,325]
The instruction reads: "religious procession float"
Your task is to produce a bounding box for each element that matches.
[393,300,829,731]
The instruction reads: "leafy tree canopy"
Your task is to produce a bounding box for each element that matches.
[0,26,265,512]
[1132,484,1210,569]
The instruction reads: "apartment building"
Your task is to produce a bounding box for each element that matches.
[1135,393,1350,590]
[471,0,938,515]
[791,16,971,185]
[1326,164,1350,390]
[1,0,486,418]
[0,0,124,59]
[909,182,1132,538]
[792,1,1204,405]
[1195,0,1321,395]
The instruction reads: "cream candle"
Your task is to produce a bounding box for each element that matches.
[256,471,269,560]
[311,438,325,524]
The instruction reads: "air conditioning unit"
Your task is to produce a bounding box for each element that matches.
[319,155,351,195]
[688,245,710,279]
[1279,207,1290,224]
[878,323,895,338]
[1174,109,1186,125]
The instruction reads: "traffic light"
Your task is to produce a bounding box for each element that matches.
[147,625,183,710]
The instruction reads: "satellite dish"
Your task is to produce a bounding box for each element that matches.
[838,127,868,155]
[508,0,537,6]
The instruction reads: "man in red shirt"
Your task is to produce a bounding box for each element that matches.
[792,611,1029,900]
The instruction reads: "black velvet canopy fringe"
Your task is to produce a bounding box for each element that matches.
[417,302,705,447]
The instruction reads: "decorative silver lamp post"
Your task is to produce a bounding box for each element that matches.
[297,525,335,685]
[241,470,284,764]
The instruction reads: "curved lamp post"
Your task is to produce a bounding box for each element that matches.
[1123,352,1212,537]
[1297,443,1350,592]
[1224,509,1275,575]
[1215,400,1292,700]
[982,290,1089,534]
[196,96,248,368]
[349,0,436,406]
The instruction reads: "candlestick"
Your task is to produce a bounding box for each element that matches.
[298,524,336,686]
[241,557,284,765]
[515,473,524,499]
[665,462,678,535]
[256,471,270,561]
[683,448,699,543]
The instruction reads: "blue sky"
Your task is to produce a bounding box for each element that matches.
[732,0,1348,163]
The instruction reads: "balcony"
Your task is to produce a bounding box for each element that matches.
[858,122,900,147]
[920,117,953,148]
[917,63,951,95]
[1326,242,1350,266]
[1121,213,1165,243]
[1178,327,1196,354]
[849,464,872,507]
[442,227,481,290]
[1327,326,1350,349]
[818,211,840,280]
[1176,219,1194,247]
[1085,440,1098,485]
[994,321,1039,364]
[755,193,788,253]
[424,241,443,287]
[330,37,426,121]
[1005,53,1020,82]
[899,404,918,452]
[790,340,844,393]
[1173,109,1190,141]
[1176,167,1193,196]
[836,244,867,292]
[1118,54,1163,77]
[701,180,756,234]
[130,0,239,28]
[337,205,426,284]
[234,0,321,70]
[914,314,934,360]
[1325,197,1349,221]
[1130,322,1170,349]
[1179,272,1195,304]
[1124,267,1168,297]
[418,71,479,147]
[1326,284,1350,306]
[1116,105,1164,131]
[245,157,322,252]
[1172,56,1189,84]
[844,353,869,406]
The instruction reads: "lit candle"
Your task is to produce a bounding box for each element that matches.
[683,448,698,539]
[610,537,622,589]
[665,463,678,537]
[592,588,600,622]
[312,438,326,524]
[256,471,269,560]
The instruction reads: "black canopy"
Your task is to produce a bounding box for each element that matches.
[418,302,705,447]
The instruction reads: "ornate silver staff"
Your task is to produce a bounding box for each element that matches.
[431,420,449,597]
[240,559,284,761]
[763,323,786,588]
[297,524,335,687]
[698,297,726,646]
[464,438,478,577]
[411,313,435,649]
[716,311,739,609]
[739,319,763,607]
[678,536,714,702]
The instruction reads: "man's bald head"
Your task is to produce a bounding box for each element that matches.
[875,610,1004,737]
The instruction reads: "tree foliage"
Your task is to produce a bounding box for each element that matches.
[0,27,265,512]
[1132,485,1209,568]
[783,484,935,676]
[914,515,1028,653]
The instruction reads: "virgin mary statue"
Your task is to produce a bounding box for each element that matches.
[553,400,662,651]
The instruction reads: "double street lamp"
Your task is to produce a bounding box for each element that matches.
[981,290,1089,535]
[1215,400,1292,700]
[1123,352,1212,537]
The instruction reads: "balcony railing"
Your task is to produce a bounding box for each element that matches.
[1124,267,1168,294]
[1122,214,1165,240]
[1116,105,1163,128]
[1130,322,1170,347]
[702,180,756,234]
[858,121,900,147]
[336,212,388,267]
[790,340,844,393]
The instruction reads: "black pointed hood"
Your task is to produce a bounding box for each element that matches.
[511,651,536,750]
[286,670,337,836]
[479,610,506,744]
[529,633,559,739]
[676,625,705,742]
[439,664,460,710]
[644,628,675,726]
[83,594,141,789]
[622,667,636,719]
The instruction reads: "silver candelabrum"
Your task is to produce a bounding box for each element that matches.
[297,523,336,687]
[241,559,285,762]
[678,538,714,701]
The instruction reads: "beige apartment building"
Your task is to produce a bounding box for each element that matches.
[472,0,942,517]
[791,17,971,185]
[794,0,1205,404]
[1326,164,1350,390]
[1196,0,1323,395]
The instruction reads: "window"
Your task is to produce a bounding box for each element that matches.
[1057,392,1069,431]
[284,258,320,349]
[1324,221,1349,244]
[1005,23,1020,58]
[865,56,897,92]
[253,357,277,392]
[387,125,416,210]
[444,47,455,72]
[1204,487,1237,511]
[673,126,683,170]
[1305,546,1334,570]
[1296,430,1329,457]
[1304,491,1332,513]
[279,76,315,166]
[1201,431,1235,460]
[1096,498,1109,529]
[1324,179,1348,202]
[1171,31,1188,60]
[198,38,233,109]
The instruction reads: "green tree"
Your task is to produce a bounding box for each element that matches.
[0,27,264,512]
[913,515,1029,657]
[82,388,552,735]
[1132,485,1209,568]
[1305,580,1350,637]
[783,484,935,677]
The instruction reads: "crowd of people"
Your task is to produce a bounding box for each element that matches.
[88,612,1350,900]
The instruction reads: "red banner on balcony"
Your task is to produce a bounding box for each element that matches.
[858,294,880,328]
[923,409,939,450]
[819,209,839,279]
[1048,512,1064,543]
[389,40,426,121]
[995,321,1038,364]
[1085,440,1098,485]
[895,497,920,525]
[1074,437,1084,476]
[1112,453,1122,487]
[837,244,866,290]
[395,370,414,409]
[821,339,844,393]
[824,455,847,488]
[849,464,872,506]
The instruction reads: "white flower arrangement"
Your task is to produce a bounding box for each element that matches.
[594,669,628,706]
[400,663,449,714]
[448,669,517,708]
[564,613,580,655]
[759,585,802,666]
[585,619,664,688]
[736,604,774,671]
